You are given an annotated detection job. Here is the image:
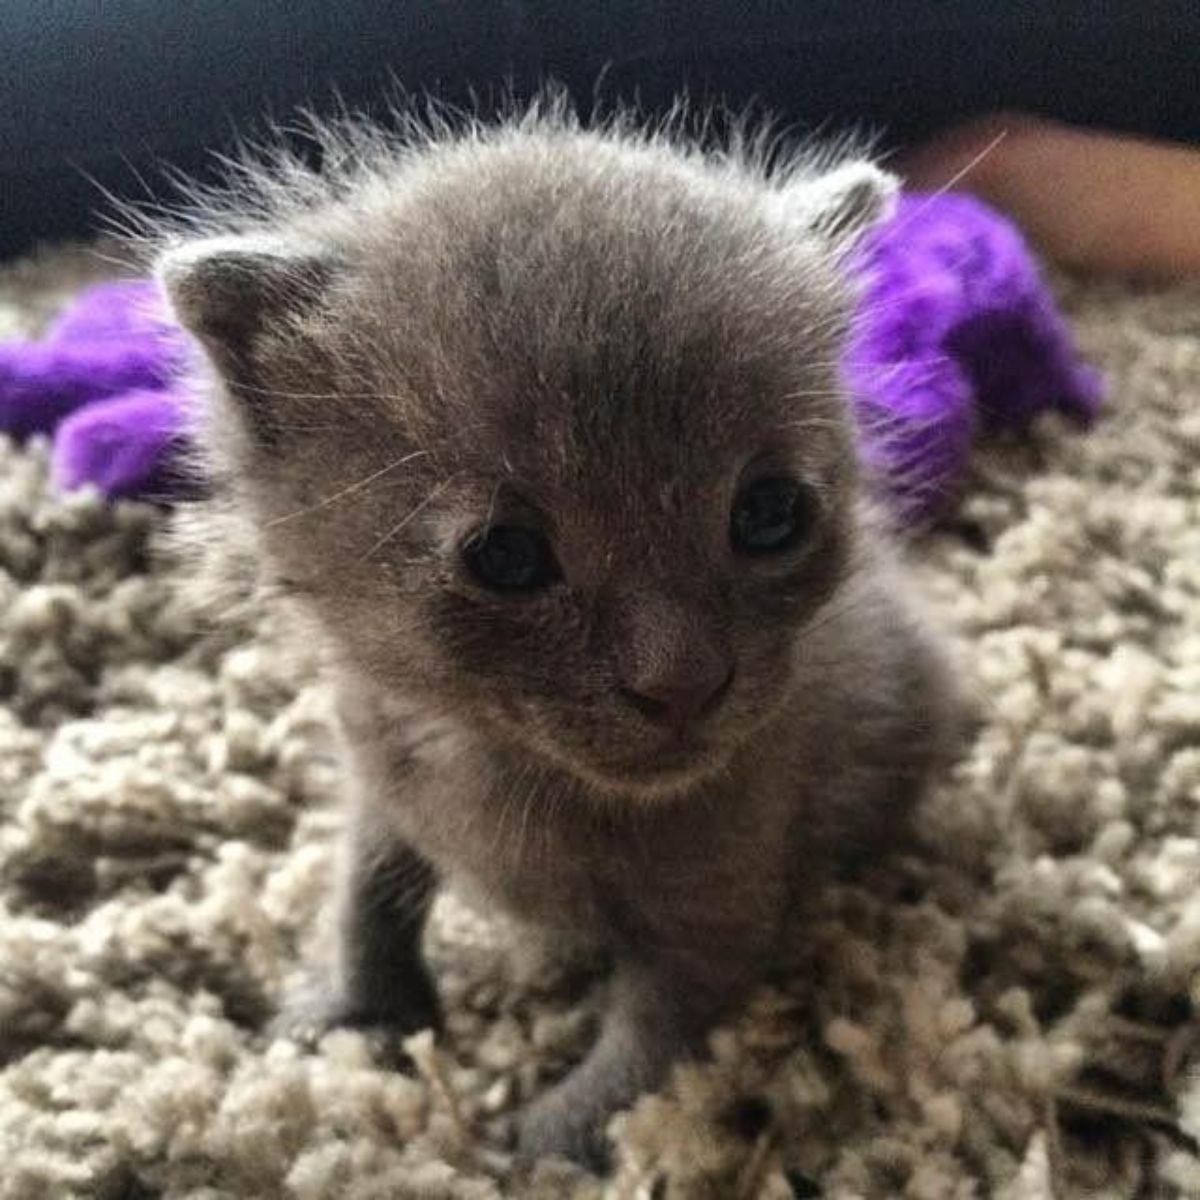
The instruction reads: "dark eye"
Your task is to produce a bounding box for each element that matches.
[462,525,560,592]
[730,477,817,556]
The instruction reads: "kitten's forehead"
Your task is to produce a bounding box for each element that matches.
[342,141,856,490]
[380,300,849,521]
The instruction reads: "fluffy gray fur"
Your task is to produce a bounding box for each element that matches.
[152,100,968,1169]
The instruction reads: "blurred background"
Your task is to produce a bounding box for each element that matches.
[3,0,1199,259]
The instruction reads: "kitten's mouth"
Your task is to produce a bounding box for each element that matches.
[581,737,730,798]
[504,706,735,797]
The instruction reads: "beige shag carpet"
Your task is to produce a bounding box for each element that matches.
[2,244,1200,1200]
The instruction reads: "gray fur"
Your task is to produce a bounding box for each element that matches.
[155,102,967,1169]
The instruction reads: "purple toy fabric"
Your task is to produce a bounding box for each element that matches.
[0,341,184,441]
[0,281,191,497]
[45,281,180,346]
[0,193,1102,521]
[53,389,189,500]
[845,191,1103,523]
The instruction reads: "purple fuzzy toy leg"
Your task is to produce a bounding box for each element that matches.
[52,389,191,500]
[946,298,1104,433]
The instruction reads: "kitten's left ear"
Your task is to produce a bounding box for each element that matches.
[156,234,338,366]
[783,161,899,250]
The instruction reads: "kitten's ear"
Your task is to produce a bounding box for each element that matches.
[156,235,337,362]
[783,161,899,250]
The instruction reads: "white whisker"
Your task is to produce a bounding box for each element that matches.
[265,450,429,528]
[361,475,459,560]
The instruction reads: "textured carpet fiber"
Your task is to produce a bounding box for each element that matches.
[2,246,1200,1200]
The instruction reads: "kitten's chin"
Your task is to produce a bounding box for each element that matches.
[553,742,733,802]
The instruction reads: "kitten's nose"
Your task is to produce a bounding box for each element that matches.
[618,666,734,730]
[614,594,734,732]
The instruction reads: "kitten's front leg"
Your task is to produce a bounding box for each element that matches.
[276,811,441,1040]
[516,956,751,1168]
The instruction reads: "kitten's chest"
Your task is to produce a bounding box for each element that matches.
[395,777,623,929]
[400,761,792,945]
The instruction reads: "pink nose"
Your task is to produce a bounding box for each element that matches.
[612,591,734,732]
[618,663,734,730]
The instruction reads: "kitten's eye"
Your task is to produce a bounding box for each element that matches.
[730,477,817,556]
[462,525,560,592]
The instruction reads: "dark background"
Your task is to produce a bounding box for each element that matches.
[3,1,1198,258]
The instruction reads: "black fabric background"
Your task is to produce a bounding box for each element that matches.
[2,1,1197,258]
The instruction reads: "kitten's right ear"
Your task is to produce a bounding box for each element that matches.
[156,235,337,364]
[781,161,899,253]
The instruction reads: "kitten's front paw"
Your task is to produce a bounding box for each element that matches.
[516,1086,611,1172]
[270,977,441,1050]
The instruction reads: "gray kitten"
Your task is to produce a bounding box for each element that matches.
[155,105,966,1168]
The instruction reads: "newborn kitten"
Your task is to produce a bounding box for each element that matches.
[155,107,966,1168]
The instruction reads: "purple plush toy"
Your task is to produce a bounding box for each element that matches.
[0,281,192,499]
[845,191,1102,524]
[0,193,1101,523]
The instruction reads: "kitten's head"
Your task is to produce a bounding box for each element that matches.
[158,117,895,797]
